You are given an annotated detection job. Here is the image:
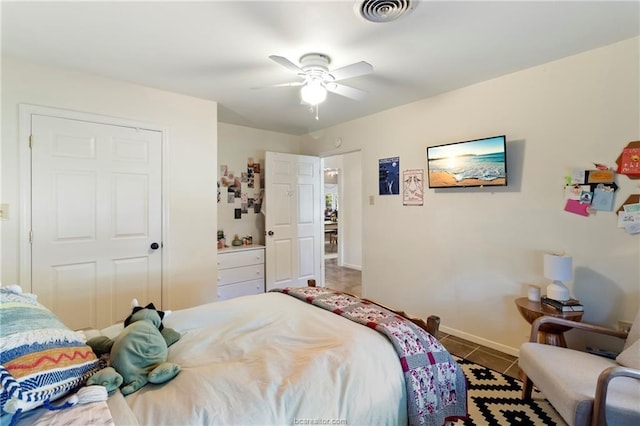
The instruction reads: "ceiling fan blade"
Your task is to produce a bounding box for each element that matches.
[329,61,374,81]
[252,81,305,89]
[269,55,304,74]
[326,83,368,101]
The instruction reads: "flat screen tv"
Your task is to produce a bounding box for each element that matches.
[426,135,507,188]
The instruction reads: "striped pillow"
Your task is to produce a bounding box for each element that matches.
[0,286,101,416]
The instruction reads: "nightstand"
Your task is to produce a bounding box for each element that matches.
[515,297,584,347]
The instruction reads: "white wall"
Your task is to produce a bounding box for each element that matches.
[302,37,640,355]
[1,56,218,311]
[217,123,301,245]
[3,38,638,355]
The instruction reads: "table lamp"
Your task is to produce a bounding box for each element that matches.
[543,253,572,301]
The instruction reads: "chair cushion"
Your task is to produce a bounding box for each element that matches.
[617,339,640,369]
[623,310,640,352]
[519,342,640,426]
[0,286,101,417]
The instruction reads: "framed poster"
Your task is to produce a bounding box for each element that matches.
[403,169,424,206]
[379,156,399,195]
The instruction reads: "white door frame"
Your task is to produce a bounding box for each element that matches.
[18,104,170,303]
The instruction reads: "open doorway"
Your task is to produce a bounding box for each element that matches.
[324,168,339,261]
[322,152,362,296]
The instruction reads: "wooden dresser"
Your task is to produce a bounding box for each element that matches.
[217,245,265,301]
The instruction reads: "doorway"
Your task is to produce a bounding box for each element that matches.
[322,151,362,293]
[323,168,339,261]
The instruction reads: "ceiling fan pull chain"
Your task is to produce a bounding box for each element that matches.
[315,104,320,121]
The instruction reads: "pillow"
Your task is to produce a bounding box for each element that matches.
[0,286,101,417]
[616,339,640,370]
[622,310,640,351]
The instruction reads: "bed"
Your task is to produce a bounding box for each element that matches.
[2,285,467,426]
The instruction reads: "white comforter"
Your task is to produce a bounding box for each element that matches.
[111,292,408,425]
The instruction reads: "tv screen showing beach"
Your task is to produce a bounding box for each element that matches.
[427,135,507,188]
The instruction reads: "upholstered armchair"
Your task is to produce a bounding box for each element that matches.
[519,312,640,426]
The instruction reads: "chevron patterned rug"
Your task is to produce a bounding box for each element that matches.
[452,357,568,425]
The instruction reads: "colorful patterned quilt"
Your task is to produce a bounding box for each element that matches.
[272,287,468,426]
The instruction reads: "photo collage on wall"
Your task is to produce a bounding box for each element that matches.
[219,158,263,218]
[563,165,618,217]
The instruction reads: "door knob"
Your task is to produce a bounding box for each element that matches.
[150,242,160,250]
[268,231,274,236]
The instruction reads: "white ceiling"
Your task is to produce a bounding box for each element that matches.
[2,1,638,135]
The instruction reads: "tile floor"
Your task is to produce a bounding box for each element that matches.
[324,255,522,380]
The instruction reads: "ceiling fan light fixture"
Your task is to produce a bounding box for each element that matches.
[300,80,327,105]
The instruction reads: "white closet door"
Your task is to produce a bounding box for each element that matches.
[31,114,162,329]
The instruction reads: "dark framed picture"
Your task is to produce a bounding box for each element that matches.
[379,156,399,195]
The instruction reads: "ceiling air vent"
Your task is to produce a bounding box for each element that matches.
[356,0,417,23]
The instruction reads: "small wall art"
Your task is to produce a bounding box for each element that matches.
[616,141,640,178]
[563,164,618,217]
[379,156,399,195]
[617,194,640,235]
[402,169,424,206]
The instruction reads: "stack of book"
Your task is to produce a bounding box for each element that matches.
[541,296,584,312]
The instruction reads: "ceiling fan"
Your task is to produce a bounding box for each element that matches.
[261,53,374,111]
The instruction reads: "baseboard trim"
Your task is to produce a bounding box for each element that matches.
[439,325,520,357]
[341,262,361,271]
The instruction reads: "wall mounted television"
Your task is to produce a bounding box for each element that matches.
[426,135,507,188]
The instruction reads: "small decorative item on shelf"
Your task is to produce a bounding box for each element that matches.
[232,234,242,246]
[527,285,541,302]
[217,230,226,249]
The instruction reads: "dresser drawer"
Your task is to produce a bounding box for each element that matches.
[217,279,264,301]
[218,248,264,269]
[218,264,264,286]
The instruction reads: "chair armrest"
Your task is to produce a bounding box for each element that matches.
[591,366,640,426]
[529,316,628,343]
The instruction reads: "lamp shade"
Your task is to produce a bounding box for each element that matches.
[543,254,573,281]
[300,80,327,105]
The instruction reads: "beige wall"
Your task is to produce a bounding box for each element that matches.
[1,56,218,311]
[217,123,301,245]
[302,37,640,355]
[3,37,638,355]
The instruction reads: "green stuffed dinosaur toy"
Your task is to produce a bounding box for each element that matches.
[86,300,181,395]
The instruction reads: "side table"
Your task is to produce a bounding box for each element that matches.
[515,297,584,347]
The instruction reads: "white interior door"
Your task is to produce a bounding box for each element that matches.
[265,152,322,291]
[30,114,163,329]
